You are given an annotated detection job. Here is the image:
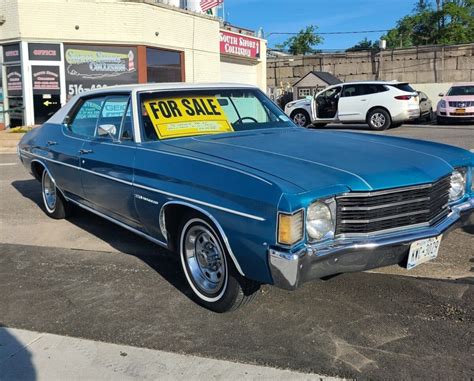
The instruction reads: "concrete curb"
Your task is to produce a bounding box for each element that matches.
[0,327,340,380]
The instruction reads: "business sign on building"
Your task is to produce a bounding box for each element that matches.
[220,31,260,59]
[64,44,138,96]
[6,66,22,96]
[3,44,21,63]
[28,43,61,61]
[32,66,60,94]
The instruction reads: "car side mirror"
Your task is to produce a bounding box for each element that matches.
[438,93,444,97]
[98,124,117,139]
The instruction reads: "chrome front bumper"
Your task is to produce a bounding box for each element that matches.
[268,198,474,290]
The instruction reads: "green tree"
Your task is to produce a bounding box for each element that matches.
[381,0,474,48]
[346,38,378,51]
[277,25,324,55]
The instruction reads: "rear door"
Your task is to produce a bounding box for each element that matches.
[80,95,139,226]
[337,84,366,122]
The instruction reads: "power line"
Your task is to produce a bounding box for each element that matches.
[266,29,390,37]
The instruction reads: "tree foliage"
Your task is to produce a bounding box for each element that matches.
[277,25,324,55]
[382,0,474,48]
[346,38,378,51]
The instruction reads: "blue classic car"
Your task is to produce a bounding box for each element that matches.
[18,83,473,312]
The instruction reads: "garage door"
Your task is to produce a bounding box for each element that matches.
[221,61,257,86]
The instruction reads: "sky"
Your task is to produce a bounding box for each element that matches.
[222,0,416,50]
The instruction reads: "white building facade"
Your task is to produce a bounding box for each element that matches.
[0,0,267,127]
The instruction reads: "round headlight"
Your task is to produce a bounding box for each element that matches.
[306,200,335,241]
[449,169,466,202]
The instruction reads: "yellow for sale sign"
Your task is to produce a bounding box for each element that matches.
[143,96,233,139]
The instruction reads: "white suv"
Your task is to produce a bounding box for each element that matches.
[285,81,420,130]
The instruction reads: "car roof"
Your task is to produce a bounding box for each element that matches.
[333,80,409,86]
[80,82,259,96]
[451,82,474,86]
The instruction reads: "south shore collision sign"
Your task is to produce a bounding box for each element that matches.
[220,31,260,59]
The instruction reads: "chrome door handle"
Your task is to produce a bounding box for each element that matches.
[47,140,58,146]
[360,99,367,101]
[79,149,93,155]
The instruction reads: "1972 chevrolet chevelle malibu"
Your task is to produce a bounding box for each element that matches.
[19,83,474,312]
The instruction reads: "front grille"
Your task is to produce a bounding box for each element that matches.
[336,176,451,235]
[448,101,474,107]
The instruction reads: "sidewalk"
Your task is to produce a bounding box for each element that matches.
[0,327,338,381]
[0,130,24,154]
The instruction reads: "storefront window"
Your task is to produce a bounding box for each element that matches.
[146,48,182,83]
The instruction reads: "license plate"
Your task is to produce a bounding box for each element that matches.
[407,235,442,270]
[455,108,466,114]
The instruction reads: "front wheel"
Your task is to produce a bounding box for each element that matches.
[367,108,391,130]
[41,169,69,219]
[179,214,259,312]
[290,109,311,127]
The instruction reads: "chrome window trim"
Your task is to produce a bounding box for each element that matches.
[21,149,265,222]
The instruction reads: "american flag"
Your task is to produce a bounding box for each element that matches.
[200,0,223,12]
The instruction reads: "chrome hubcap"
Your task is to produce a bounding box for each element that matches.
[293,113,307,126]
[370,113,386,128]
[184,225,226,295]
[42,171,57,211]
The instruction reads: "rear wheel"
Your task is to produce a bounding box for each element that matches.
[41,169,69,219]
[367,108,391,130]
[179,214,259,312]
[290,109,310,127]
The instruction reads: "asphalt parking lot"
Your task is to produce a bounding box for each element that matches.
[0,123,473,379]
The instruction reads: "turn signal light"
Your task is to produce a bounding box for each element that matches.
[278,210,304,245]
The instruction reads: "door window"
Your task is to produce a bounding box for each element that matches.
[96,96,130,140]
[68,97,105,138]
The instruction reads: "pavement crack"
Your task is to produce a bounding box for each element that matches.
[0,331,44,365]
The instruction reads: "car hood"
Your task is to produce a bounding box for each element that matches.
[163,128,472,193]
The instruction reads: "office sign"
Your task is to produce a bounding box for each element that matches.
[3,44,21,63]
[28,43,61,61]
[220,31,260,59]
[32,66,60,94]
[64,44,137,96]
[6,66,22,96]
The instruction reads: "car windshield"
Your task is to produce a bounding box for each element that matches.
[140,89,295,140]
[447,85,474,96]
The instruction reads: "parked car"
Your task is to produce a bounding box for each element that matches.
[285,80,421,130]
[437,82,474,124]
[18,83,473,312]
[417,91,434,122]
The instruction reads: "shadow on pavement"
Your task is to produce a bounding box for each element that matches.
[11,179,194,302]
[0,325,36,380]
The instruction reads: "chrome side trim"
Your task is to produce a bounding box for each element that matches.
[134,182,266,222]
[161,200,245,276]
[30,159,68,201]
[340,209,431,224]
[21,149,265,222]
[66,198,168,248]
[340,197,430,211]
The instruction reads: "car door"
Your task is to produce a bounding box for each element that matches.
[48,97,107,201]
[337,84,370,122]
[419,92,429,115]
[79,94,139,226]
[311,86,342,122]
